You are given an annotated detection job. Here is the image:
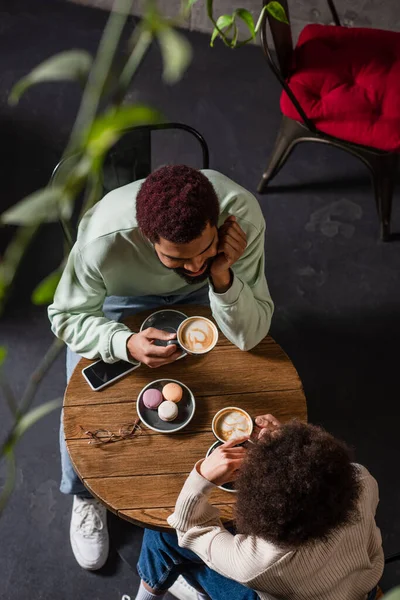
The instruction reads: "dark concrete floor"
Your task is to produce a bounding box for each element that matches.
[1,1,400,598]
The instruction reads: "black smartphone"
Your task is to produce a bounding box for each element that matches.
[82,359,140,391]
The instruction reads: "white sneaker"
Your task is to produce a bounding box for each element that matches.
[70,495,109,570]
[168,575,207,600]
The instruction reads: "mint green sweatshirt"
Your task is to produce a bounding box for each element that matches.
[48,170,274,362]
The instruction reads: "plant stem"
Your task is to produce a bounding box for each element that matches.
[112,27,153,106]
[19,338,65,416]
[0,450,16,516]
[0,225,39,316]
[78,171,103,221]
[0,373,18,418]
[59,216,74,251]
[66,0,134,157]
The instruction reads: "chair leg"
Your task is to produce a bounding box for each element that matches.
[257,116,308,193]
[368,153,398,241]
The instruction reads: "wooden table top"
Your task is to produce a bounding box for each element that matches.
[64,305,307,531]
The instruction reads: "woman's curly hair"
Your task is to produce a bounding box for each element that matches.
[235,421,361,547]
[136,165,219,244]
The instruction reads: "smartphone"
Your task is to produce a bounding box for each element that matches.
[82,359,140,391]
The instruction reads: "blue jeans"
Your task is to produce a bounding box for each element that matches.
[137,529,260,600]
[138,530,379,600]
[60,286,210,497]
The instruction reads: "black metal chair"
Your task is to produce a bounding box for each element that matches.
[257,0,399,241]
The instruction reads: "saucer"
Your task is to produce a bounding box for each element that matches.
[137,378,195,433]
[140,309,188,357]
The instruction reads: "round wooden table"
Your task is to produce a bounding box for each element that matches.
[64,306,307,531]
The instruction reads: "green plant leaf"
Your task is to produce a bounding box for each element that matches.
[0,347,6,365]
[32,269,62,305]
[0,187,72,225]
[0,225,39,314]
[265,1,289,24]
[85,104,162,159]
[235,9,256,38]
[13,398,62,442]
[9,50,93,106]
[210,14,234,46]
[158,27,192,84]
[383,587,400,600]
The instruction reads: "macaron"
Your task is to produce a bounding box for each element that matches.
[158,400,178,422]
[162,382,183,403]
[143,388,163,410]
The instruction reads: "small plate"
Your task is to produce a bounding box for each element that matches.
[140,309,188,359]
[137,379,195,433]
[206,441,237,493]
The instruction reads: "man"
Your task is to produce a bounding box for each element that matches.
[48,165,274,571]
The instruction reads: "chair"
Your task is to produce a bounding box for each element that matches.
[257,0,400,241]
[51,122,209,241]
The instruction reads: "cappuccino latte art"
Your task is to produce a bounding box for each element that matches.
[214,409,253,442]
[179,317,217,353]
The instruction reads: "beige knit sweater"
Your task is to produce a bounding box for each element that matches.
[167,464,384,600]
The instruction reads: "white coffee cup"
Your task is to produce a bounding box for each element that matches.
[212,407,254,444]
[173,316,218,355]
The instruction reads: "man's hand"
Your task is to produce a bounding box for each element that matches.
[199,436,248,486]
[127,328,181,368]
[253,414,281,440]
[210,216,247,293]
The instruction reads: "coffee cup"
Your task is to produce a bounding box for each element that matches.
[212,407,253,444]
[167,316,218,355]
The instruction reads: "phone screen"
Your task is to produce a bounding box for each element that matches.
[83,360,136,389]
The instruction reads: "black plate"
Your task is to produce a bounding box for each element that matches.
[137,379,195,433]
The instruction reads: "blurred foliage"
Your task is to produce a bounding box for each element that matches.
[0,0,286,514]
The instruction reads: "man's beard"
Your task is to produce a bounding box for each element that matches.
[173,257,214,285]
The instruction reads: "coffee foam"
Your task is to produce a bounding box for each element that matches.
[215,409,252,441]
[180,318,216,353]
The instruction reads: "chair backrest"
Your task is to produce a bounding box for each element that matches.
[260,0,341,132]
[102,122,209,195]
[51,122,209,195]
[263,0,293,80]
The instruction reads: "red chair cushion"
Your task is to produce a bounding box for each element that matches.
[280,24,400,152]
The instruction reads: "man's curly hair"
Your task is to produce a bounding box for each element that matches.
[235,421,361,547]
[136,165,219,244]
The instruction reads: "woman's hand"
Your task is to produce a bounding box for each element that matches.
[199,437,248,486]
[253,414,281,440]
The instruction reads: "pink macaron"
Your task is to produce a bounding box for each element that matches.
[143,388,163,410]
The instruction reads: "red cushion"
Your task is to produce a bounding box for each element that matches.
[280,24,400,152]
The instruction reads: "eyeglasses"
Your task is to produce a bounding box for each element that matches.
[80,419,142,445]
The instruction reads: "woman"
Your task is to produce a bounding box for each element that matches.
[133,415,383,600]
